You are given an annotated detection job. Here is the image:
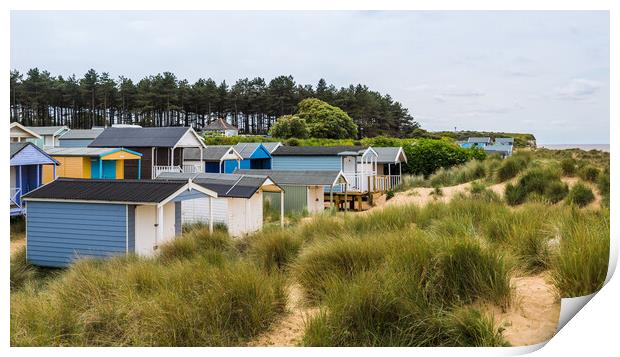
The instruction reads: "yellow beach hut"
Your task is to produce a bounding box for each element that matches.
[43,147,142,183]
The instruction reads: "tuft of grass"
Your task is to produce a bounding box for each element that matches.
[11,256,285,346]
[597,166,610,207]
[293,236,386,303]
[566,182,595,207]
[248,228,302,273]
[496,153,530,182]
[430,239,511,308]
[396,174,427,191]
[428,160,486,187]
[552,209,609,296]
[545,181,569,204]
[560,158,577,176]
[578,165,599,182]
[158,227,232,263]
[504,183,526,205]
[11,216,26,240]
[505,166,566,206]
[10,248,37,291]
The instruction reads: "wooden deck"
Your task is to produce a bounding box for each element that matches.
[324,191,383,211]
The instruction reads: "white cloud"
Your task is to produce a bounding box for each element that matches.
[554,78,603,101]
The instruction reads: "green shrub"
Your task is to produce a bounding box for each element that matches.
[386,190,395,200]
[566,183,595,207]
[269,115,309,139]
[545,181,569,203]
[505,167,564,205]
[248,229,302,272]
[560,158,577,176]
[405,139,481,176]
[578,165,599,182]
[285,137,300,146]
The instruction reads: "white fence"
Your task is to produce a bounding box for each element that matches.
[10,187,21,207]
[153,164,202,178]
[342,173,401,193]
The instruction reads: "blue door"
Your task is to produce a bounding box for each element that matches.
[102,160,116,179]
[91,159,116,179]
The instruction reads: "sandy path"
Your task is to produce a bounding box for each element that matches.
[368,180,510,212]
[247,283,318,347]
[485,273,560,346]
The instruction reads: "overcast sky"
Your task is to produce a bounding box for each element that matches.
[11,11,609,144]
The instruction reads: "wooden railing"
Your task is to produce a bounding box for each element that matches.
[374,175,401,192]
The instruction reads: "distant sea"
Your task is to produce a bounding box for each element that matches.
[539,144,610,152]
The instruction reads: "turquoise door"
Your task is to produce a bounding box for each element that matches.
[91,159,117,179]
[102,160,116,179]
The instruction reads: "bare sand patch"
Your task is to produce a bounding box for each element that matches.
[247,283,318,347]
[484,273,560,346]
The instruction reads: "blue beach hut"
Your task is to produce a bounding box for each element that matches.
[224,143,272,172]
[10,142,59,216]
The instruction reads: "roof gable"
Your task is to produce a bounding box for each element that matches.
[233,143,272,159]
[45,147,142,159]
[184,146,242,161]
[10,122,41,140]
[204,118,238,131]
[373,147,408,163]
[10,142,58,166]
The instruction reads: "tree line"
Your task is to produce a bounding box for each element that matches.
[10,68,420,138]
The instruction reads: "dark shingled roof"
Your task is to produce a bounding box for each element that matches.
[89,127,192,148]
[184,146,237,161]
[204,118,238,131]
[234,169,346,186]
[272,145,366,156]
[22,178,187,203]
[156,172,275,198]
